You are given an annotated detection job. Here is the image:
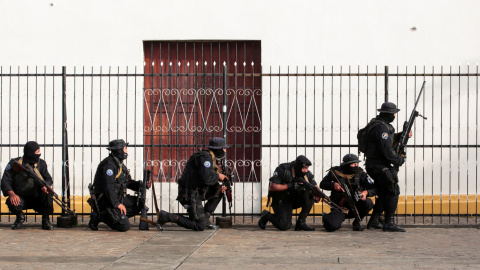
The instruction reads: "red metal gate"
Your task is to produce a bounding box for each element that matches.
[143,41,262,183]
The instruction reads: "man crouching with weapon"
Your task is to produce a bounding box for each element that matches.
[87,139,151,232]
[155,137,230,231]
[258,155,340,231]
[320,154,375,232]
[1,141,56,230]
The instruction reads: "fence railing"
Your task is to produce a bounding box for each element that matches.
[0,65,478,225]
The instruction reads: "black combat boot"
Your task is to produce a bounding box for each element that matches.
[11,212,25,230]
[205,212,219,230]
[295,218,315,231]
[42,215,54,230]
[88,212,100,231]
[382,215,406,232]
[366,211,383,229]
[258,210,271,230]
[352,220,364,231]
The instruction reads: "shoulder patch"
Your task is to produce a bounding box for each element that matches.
[367,176,373,184]
[381,132,389,140]
[273,171,278,177]
[106,169,114,176]
[5,164,11,171]
[204,161,211,168]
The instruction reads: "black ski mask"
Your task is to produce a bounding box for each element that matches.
[379,112,396,123]
[293,155,312,178]
[210,148,225,159]
[341,164,359,175]
[112,149,128,161]
[23,141,41,164]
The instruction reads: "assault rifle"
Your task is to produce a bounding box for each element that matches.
[12,161,76,217]
[296,176,348,214]
[215,160,233,214]
[330,170,362,224]
[396,81,427,156]
[138,168,153,230]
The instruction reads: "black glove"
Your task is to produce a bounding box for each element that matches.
[287,182,300,191]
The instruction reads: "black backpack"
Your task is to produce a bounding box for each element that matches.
[357,119,386,155]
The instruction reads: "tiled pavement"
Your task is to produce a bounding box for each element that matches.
[0,217,479,270]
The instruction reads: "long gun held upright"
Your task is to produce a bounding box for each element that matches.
[139,168,155,230]
[396,81,427,156]
[11,161,76,217]
[330,170,362,224]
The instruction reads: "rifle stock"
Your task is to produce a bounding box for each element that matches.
[11,161,76,217]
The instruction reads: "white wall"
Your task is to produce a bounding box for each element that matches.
[1,0,479,67]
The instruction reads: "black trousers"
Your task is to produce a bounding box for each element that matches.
[6,192,53,216]
[323,198,374,232]
[269,189,314,231]
[177,195,222,231]
[366,167,400,220]
[98,195,143,232]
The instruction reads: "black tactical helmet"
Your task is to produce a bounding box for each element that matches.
[340,153,361,166]
[206,137,229,149]
[377,102,400,114]
[107,139,128,150]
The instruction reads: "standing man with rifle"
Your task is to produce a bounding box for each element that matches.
[363,94,423,232]
[258,155,320,231]
[155,137,229,231]
[87,139,151,232]
[1,141,54,230]
[320,154,375,232]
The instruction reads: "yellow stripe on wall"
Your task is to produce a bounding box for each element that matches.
[261,195,480,215]
[1,195,478,215]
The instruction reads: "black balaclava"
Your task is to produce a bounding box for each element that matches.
[341,164,359,175]
[23,141,41,164]
[379,112,396,123]
[210,148,225,159]
[294,155,312,178]
[112,148,128,161]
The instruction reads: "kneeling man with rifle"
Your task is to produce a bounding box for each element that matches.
[320,154,375,232]
[1,141,55,230]
[258,155,322,231]
[87,139,151,232]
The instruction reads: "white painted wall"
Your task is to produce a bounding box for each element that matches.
[1,0,479,67]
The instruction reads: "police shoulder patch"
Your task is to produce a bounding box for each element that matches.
[273,171,278,177]
[106,169,114,176]
[381,132,389,140]
[204,161,211,168]
[5,164,11,171]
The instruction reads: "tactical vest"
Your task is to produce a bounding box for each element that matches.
[177,150,217,189]
[12,158,43,196]
[95,156,131,202]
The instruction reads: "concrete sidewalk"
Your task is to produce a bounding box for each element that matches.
[0,219,479,270]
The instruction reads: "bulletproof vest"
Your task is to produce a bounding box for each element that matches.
[177,150,217,190]
[94,155,130,202]
[12,158,41,196]
[365,119,395,160]
[268,162,296,201]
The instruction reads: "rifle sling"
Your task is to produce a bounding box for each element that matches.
[19,158,45,182]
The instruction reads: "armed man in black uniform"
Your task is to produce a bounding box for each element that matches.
[155,137,228,231]
[364,102,411,232]
[258,155,319,231]
[320,153,375,232]
[87,139,150,232]
[1,141,54,230]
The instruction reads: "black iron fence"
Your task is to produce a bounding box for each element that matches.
[0,65,478,225]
